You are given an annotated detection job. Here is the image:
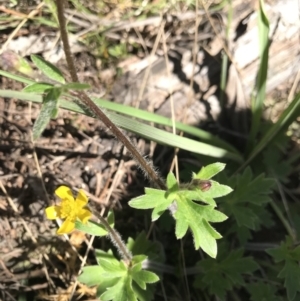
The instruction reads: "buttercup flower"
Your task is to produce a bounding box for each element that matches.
[45,186,92,235]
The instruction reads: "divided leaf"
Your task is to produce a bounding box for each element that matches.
[126,231,164,262]
[267,238,300,301]
[100,277,136,301]
[129,167,231,258]
[263,145,292,183]
[78,266,117,286]
[278,260,300,301]
[219,167,274,230]
[247,281,281,301]
[187,180,233,200]
[166,171,179,190]
[195,249,259,299]
[129,188,168,210]
[174,196,227,258]
[79,250,159,301]
[195,162,226,180]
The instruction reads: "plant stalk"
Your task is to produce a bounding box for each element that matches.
[55,0,166,262]
[55,0,165,190]
[90,206,132,261]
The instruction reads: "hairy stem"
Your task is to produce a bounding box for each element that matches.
[90,207,132,261]
[55,0,166,262]
[55,0,165,190]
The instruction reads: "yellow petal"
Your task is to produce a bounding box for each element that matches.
[55,186,74,201]
[76,189,88,207]
[78,208,92,223]
[57,219,75,235]
[45,206,60,220]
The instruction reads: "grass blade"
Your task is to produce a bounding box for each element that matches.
[240,93,300,170]
[0,89,243,162]
[0,69,239,154]
[247,0,270,152]
[91,97,239,154]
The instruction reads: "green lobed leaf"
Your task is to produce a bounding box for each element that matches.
[130,165,230,257]
[131,263,143,275]
[108,44,127,58]
[267,238,300,301]
[195,248,259,299]
[96,277,120,298]
[132,255,148,266]
[78,266,106,286]
[130,258,159,297]
[263,146,292,183]
[98,262,157,301]
[175,214,189,239]
[194,181,233,199]
[134,270,159,285]
[32,88,61,140]
[266,238,292,262]
[126,232,164,262]
[195,162,226,180]
[132,272,146,290]
[94,249,117,266]
[219,167,274,231]
[231,206,258,229]
[151,202,171,221]
[279,260,300,301]
[247,281,281,301]
[182,190,217,206]
[174,196,227,258]
[81,248,158,301]
[221,249,259,282]
[166,172,178,190]
[98,258,126,275]
[101,277,136,301]
[132,282,156,301]
[129,188,169,210]
[31,54,65,84]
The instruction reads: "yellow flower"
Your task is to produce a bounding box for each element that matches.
[45,186,92,235]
